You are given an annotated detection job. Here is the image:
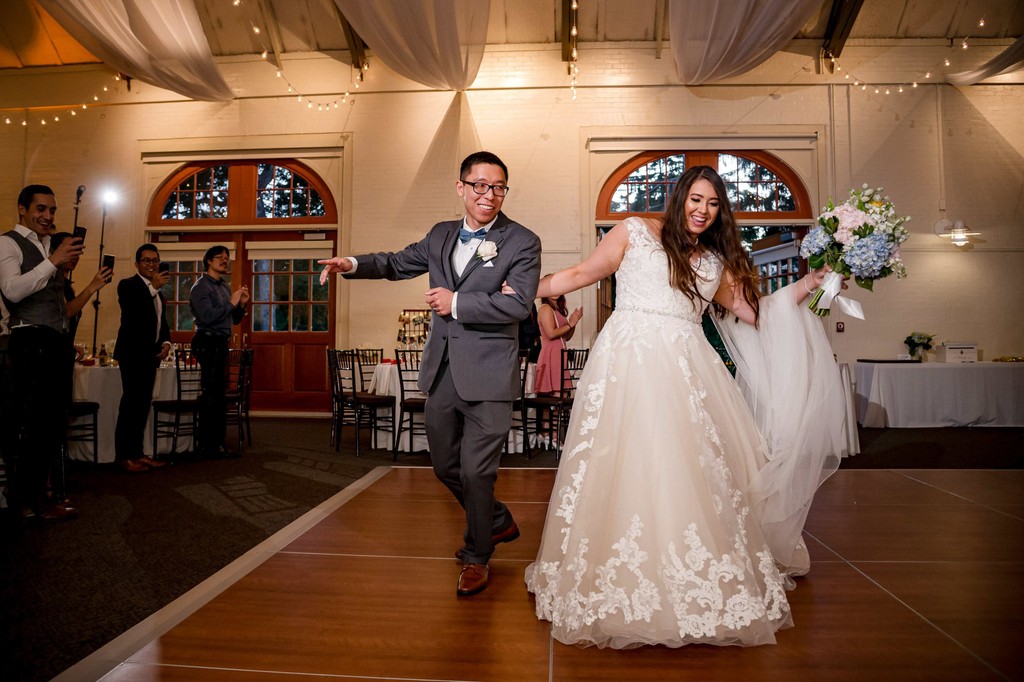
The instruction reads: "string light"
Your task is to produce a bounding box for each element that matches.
[828,16,987,97]
[2,71,121,131]
[568,0,580,100]
[232,1,360,113]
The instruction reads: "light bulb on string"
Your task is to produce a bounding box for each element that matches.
[944,58,950,66]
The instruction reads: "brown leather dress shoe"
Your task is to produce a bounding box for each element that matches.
[457,563,489,596]
[139,456,168,469]
[38,503,79,523]
[455,520,521,560]
[119,459,149,473]
[492,520,520,545]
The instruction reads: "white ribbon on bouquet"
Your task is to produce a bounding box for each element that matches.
[814,271,864,320]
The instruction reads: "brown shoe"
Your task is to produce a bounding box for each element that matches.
[119,459,148,473]
[139,456,168,469]
[457,563,489,596]
[492,520,520,545]
[38,503,79,523]
[455,520,521,560]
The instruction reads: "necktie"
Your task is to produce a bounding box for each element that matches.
[459,227,487,243]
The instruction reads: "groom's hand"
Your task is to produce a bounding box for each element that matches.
[318,257,353,285]
[425,287,454,317]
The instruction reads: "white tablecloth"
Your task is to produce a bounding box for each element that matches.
[367,362,535,453]
[838,363,861,455]
[854,361,1024,428]
[369,362,428,452]
[70,365,184,462]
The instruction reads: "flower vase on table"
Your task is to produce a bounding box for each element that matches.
[904,331,934,361]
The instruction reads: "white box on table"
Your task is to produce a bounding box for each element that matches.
[937,343,978,363]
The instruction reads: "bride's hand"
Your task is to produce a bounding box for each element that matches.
[499,280,517,295]
[809,265,849,290]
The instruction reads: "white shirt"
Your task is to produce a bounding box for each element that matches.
[449,217,496,318]
[0,224,58,304]
[137,273,164,343]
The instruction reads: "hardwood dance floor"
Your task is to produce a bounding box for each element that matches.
[61,467,1022,681]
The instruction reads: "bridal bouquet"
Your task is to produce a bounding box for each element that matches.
[799,184,910,317]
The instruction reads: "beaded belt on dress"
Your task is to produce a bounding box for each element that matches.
[615,306,693,321]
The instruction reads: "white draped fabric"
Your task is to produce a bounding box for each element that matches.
[714,284,846,578]
[37,0,233,102]
[333,0,489,91]
[668,0,820,85]
[947,35,1024,86]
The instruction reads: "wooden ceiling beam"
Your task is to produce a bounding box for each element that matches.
[330,3,367,71]
[256,0,285,69]
[822,0,865,64]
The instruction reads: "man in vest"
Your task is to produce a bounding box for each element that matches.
[0,185,84,522]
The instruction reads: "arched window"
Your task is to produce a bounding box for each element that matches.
[595,150,814,330]
[148,160,336,227]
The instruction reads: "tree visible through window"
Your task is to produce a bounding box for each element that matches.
[256,163,326,219]
[150,160,336,227]
[162,165,228,220]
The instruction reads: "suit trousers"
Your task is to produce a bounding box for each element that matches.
[114,360,159,461]
[7,326,70,511]
[425,359,514,564]
[192,331,228,453]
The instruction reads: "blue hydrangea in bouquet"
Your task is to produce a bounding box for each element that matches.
[799,184,910,317]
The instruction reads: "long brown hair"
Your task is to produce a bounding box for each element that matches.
[661,165,760,322]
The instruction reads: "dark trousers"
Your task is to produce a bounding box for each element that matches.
[425,360,513,565]
[192,331,228,453]
[114,360,158,461]
[8,326,70,511]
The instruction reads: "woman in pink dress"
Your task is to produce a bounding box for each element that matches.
[533,294,582,395]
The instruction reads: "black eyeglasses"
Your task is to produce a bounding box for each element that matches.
[139,257,161,265]
[462,181,509,197]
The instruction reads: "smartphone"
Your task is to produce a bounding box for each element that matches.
[158,262,170,273]
[72,226,87,243]
[102,254,116,270]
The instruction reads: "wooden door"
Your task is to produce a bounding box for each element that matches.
[158,230,334,413]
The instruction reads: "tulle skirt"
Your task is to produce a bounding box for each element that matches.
[525,309,793,649]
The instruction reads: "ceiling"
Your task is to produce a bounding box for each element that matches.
[1,0,1022,73]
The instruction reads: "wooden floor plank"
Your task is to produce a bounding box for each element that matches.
[84,467,1018,681]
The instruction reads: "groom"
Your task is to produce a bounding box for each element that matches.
[319,151,541,596]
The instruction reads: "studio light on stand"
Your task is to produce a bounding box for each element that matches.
[91,191,116,357]
[933,217,979,248]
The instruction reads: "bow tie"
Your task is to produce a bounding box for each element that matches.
[459,227,487,244]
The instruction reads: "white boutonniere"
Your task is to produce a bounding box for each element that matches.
[476,241,498,262]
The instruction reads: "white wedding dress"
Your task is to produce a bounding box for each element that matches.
[525,218,844,649]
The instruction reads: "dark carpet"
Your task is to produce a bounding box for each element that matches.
[1,419,1020,681]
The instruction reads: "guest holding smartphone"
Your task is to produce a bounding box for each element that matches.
[113,244,171,472]
[189,245,248,458]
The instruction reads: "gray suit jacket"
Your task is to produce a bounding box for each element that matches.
[347,211,541,402]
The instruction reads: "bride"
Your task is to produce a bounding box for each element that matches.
[522,166,847,649]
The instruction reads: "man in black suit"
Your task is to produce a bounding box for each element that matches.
[113,244,171,472]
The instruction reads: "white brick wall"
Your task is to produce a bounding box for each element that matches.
[1,44,1021,361]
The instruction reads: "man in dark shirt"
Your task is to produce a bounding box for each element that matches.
[189,245,248,458]
[113,244,172,472]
